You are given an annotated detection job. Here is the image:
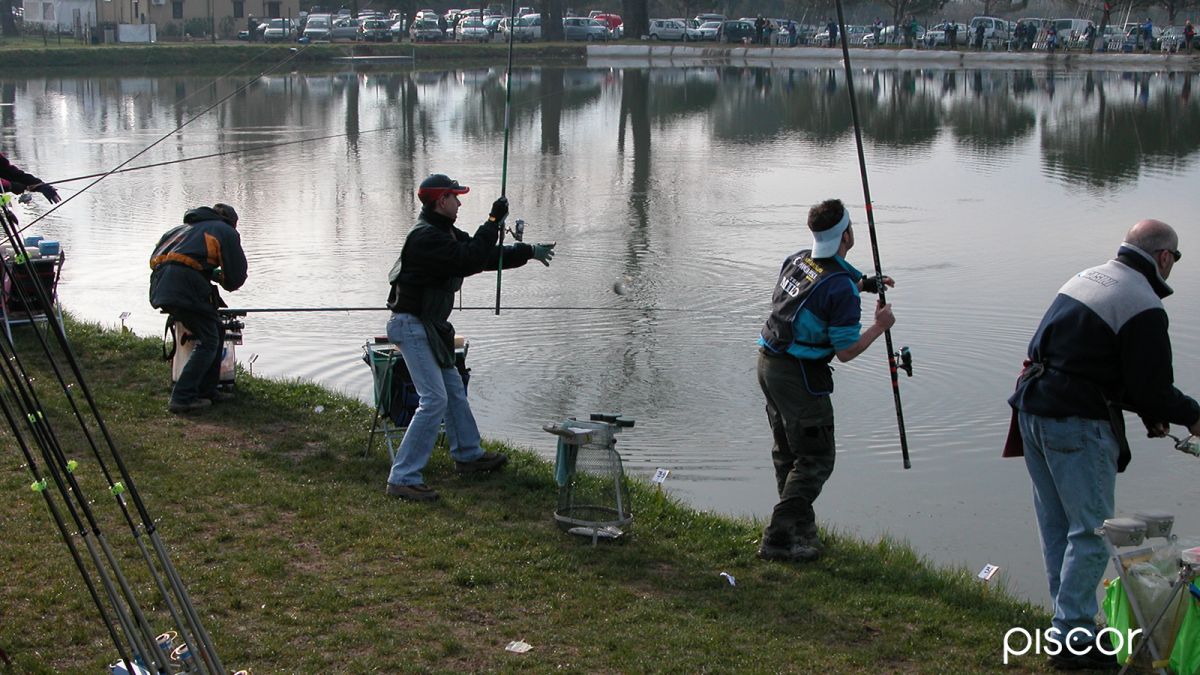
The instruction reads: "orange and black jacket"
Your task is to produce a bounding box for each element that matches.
[148,207,247,316]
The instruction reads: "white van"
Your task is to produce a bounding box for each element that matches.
[1051,17,1095,45]
[968,16,1011,43]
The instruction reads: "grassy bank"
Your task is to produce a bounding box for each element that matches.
[0,318,1051,672]
[0,38,584,68]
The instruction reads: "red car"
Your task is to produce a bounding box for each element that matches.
[592,13,623,38]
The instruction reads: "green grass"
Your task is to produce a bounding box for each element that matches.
[0,318,1053,672]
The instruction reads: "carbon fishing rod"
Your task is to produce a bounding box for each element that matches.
[835,0,914,469]
[495,0,519,316]
[1,199,225,671]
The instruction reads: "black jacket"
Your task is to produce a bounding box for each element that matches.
[387,207,534,363]
[148,207,247,316]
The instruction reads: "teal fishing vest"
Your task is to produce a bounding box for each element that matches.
[759,250,850,355]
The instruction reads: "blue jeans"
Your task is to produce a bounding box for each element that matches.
[1019,411,1118,643]
[170,308,221,404]
[386,313,484,486]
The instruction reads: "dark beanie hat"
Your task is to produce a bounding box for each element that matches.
[212,203,239,227]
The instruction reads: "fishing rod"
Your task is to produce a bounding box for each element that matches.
[835,0,914,470]
[1,199,225,671]
[495,0,519,316]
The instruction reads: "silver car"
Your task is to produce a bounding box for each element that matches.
[563,17,609,41]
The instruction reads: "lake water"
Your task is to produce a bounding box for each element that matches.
[4,61,1198,606]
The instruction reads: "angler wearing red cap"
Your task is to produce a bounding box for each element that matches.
[383,174,556,502]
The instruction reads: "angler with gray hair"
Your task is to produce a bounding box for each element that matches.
[1006,218,1200,670]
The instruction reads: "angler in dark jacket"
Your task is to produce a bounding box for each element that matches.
[149,204,247,414]
[1006,219,1199,669]
[383,174,555,502]
[0,151,60,204]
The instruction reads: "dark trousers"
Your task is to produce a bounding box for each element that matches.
[757,352,836,547]
[170,307,221,404]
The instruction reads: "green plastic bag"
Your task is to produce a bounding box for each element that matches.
[1103,578,1136,665]
[1170,593,1200,675]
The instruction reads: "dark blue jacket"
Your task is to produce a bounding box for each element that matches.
[1009,245,1199,431]
[148,207,247,317]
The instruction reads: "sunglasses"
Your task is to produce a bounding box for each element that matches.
[1160,249,1182,262]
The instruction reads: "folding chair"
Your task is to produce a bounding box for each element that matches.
[1,251,65,343]
[362,340,419,462]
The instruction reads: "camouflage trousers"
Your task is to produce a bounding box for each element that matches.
[756,351,836,548]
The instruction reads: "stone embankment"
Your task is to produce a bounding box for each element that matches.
[588,43,1200,71]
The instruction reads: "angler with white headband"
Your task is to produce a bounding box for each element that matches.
[754,198,896,563]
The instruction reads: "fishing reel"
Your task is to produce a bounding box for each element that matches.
[1168,434,1200,457]
[507,218,525,242]
[894,346,913,377]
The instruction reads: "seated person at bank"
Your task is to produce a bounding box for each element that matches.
[383,174,556,502]
[149,204,247,414]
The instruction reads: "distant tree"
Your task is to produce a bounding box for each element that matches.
[1,0,17,37]
[877,0,947,40]
[1145,0,1198,25]
[979,0,1031,16]
[543,0,564,38]
[623,0,647,37]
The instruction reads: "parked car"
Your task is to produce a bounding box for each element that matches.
[669,18,702,41]
[328,17,361,41]
[262,18,297,41]
[1047,18,1094,48]
[862,24,924,45]
[719,20,755,43]
[563,17,610,41]
[592,13,623,38]
[647,18,687,40]
[361,18,392,41]
[1158,25,1190,51]
[923,21,968,46]
[509,14,541,41]
[455,17,490,41]
[302,14,332,41]
[814,24,869,45]
[410,19,445,41]
[696,20,721,41]
[482,15,503,34]
[390,19,406,40]
[968,16,1011,43]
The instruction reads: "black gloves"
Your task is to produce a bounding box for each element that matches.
[489,196,508,223]
[35,184,61,204]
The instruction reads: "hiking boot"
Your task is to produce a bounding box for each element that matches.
[168,398,212,414]
[756,541,794,562]
[454,451,508,474]
[385,482,440,502]
[1048,634,1119,671]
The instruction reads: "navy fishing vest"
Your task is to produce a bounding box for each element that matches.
[760,250,850,356]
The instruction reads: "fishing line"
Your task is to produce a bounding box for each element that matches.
[495,0,520,316]
[835,0,913,469]
[21,41,314,234]
[221,305,714,313]
[40,70,571,188]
